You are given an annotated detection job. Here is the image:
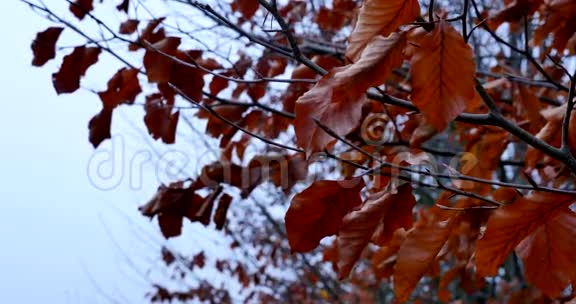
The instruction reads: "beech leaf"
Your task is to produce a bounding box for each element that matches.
[285,177,365,253]
[52,46,101,94]
[516,209,576,298]
[88,108,113,148]
[337,183,415,279]
[346,0,420,61]
[31,27,64,67]
[476,192,576,277]
[295,32,407,153]
[393,213,455,302]
[410,18,477,131]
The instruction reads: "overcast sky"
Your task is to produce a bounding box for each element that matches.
[0,1,231,302]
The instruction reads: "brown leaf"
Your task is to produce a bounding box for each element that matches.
[372,228,407,280]
[192,251,206,269]
[516,83,545,131]
[316,6,347,31]
[371,184,416,245]
[158,212,183,239]
[143,37,181,83]
[285,177,365,253]
[52,46,101,94]
[337,183,415,279]
[69,0,93,20]
[143,94,180,144]
[410,19,478,131]
[232,0,259,20]
[119,19,139,35]
[486,0,543,31]
[516,208,576,298]
[213,193,233,230]
[116,0,129,13]
[393,211,455,302]
[31,27,64,67]
[295,32,407,153]
[167,50,205,102]
[346,0,420,61]
[139,182,218,238]
[475,191,576,277]
[88,107,113,148]
[161,246,175,266]
[129,18,166,51]
[98,68,142,109]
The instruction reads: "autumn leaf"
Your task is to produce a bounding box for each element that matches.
[285,177,365,253]
[88,107,113,148]
[31,27,64,67]
[532,0,576,51]
[119,19,139,35]
[166,50,206,103]
[515,83,545,131]
[69,0,94,20]
[143,94,180,144]
[476,192,576,277]
[116,0,129,13]
[372,228,407,280]
[98,68,142,109]
[516,208,576,297]
[410,18,477,131]
[213,193,233,230]
[295,32,407,153]
[486,0,543,31]
[232,0,259,20]
[129,17,166,51]
[393,211,456,302]
[337,183,415,279]
[158,212,183,239]
[52,46,101,94]
[143,37,181,83]
[346,0,420,61]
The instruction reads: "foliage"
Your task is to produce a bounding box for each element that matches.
[26,0,576,302]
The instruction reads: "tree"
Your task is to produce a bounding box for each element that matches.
[25,0,576,302]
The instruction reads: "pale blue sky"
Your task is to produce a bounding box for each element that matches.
[0,1,231,302]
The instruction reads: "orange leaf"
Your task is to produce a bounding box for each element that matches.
[515,83,544,131]
[295,32,407,153]
[52,46,101,94]
[372,228,407,280]
[410,19,477,131]
[285,177,365,253]
[516,208,576,298]
[143,37,181,83]
[31,27,64,67]
[346,0,420,61]
[393,212,455,302]
[337,183,415,279]
[371,183,416,245]
[486,0,543,31]
[475,191,576,277]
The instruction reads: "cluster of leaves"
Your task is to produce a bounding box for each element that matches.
[28,0,576,302]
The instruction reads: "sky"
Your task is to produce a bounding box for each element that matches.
[0,1,231,302]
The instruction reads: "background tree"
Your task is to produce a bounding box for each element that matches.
[25,0,576,302]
